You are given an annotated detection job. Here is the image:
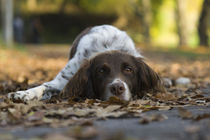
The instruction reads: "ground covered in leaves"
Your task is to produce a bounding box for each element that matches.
[0,45,210,140]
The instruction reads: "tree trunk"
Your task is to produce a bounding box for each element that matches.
[176,0,188,47]
[198,0,209,47]
[1,0,14,46]
[142,0,152,45]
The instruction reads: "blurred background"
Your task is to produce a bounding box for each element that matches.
[0,0,209,48]
[0,1,210,139]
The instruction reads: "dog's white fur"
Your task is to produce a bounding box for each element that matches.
[8,25,142,102]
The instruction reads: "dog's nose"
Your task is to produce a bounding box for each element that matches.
[110,82,125,95]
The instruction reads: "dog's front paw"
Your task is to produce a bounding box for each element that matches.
[8,91,33,103]
[7,86,58,102]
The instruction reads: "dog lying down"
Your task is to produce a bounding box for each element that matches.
[8,25,164,102]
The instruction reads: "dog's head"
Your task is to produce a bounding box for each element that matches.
[61,52,163,101]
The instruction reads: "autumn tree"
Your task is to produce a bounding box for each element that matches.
[198,0,209,47]
[1,0,14,46]
[175,0,188,47]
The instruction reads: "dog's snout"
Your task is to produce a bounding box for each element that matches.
[110,82,125,95]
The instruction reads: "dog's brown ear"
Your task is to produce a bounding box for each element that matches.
[134,57,164,98]
[60,60,94,100]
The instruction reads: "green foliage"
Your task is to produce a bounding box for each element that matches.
[9,0,208,47]
[79,0,132,16]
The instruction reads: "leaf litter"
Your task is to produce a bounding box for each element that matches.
[0,47,210,139]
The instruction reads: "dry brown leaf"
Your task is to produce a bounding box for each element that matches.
[104,96,128,105]
[27,111,45,121]
[45,133,75,140]
[158,106,171,111]
[193,113,210,121]
[96,105,126,118]
[67,126,98,139]
[8,108,22,120]
[139,113,168,124]
[178,107,193,119]
[155,92,178,101]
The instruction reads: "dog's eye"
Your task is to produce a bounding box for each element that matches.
[98,68,105,73]
[96,64,110,75]
[97,66,110,74]
[124,67,133,73]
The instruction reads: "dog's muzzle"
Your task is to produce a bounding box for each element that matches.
[106,79,131,101]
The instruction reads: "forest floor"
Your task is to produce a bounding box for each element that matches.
[0,45,210,140]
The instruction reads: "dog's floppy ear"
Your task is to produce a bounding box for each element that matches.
[134,57,164,97]
[60,60,94,100]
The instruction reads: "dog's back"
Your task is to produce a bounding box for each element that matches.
[69,25,142,60]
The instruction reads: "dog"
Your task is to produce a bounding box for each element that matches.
[8,25,163,102]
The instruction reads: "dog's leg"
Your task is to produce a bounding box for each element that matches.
[8,57,81,102]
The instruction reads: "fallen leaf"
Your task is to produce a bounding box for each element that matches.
[96,105,126,118]
[45,133,75,140]
[67,126,98,139]
[193,113,210,121]
[139,113,168,124]
[27,111,44,121]
[178,107,193,119]
[155,92,178,101]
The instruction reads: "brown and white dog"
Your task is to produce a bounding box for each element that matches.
[8,25,163,102]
